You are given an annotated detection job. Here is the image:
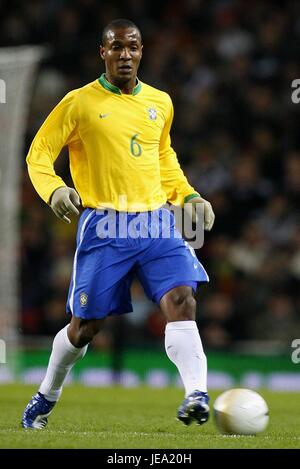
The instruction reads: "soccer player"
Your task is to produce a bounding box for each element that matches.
[22,19,215,429]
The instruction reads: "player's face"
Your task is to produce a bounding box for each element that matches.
[100,27,142,85]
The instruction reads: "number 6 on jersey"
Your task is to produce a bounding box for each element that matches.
[130,134,142,156]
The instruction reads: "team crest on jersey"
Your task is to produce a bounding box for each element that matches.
[148,107,157,120]
[80,292,88,307]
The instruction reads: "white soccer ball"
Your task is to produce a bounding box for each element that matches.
[213,388,269,435]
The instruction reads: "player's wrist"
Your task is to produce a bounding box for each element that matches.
[184,193,201,203]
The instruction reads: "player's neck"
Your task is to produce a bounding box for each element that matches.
[105,73,137,95]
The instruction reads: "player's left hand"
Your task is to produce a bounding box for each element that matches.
[185,196,215,231]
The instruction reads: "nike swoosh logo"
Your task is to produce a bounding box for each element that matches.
[99,113,110,118]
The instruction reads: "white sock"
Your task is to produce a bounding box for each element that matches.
[165,320,207,397]
[39,325,88,401]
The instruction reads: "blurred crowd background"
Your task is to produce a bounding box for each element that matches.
[1,0,300,353]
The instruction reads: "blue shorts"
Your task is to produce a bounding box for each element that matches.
[66,207,209,319]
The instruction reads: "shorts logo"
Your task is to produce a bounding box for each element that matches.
[148,108,157,120]
[80,292,88,307]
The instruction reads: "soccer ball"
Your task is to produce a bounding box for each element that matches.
[213,388,269,435]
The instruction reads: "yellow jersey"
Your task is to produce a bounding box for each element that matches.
[26,74,199,212]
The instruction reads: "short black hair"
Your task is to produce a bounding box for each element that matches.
[101,18,141,45]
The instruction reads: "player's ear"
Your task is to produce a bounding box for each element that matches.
[99,45,105,60]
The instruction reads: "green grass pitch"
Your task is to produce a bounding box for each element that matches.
[0,384,299,449]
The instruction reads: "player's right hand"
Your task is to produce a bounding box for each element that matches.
[50,186,81,224]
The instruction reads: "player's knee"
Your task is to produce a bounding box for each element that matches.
[164,289,196,321]
[176,294,196,320]
[72,331,93,348]
[68,318,103,347]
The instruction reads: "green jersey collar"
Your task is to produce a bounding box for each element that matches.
[98,73,142,96]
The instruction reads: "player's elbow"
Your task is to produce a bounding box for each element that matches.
[26,151,32,167]
[26,140,40,167]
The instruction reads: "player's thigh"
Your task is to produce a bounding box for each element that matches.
[68,261,135,320]
[136,237,208,305]
[68,208,138,319]
[67,229,137,319]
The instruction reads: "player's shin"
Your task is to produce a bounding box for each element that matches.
[164,320,207,396]
[39,324,88,401]
[165,320,209,425]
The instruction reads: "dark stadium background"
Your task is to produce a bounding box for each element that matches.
[1,0,300,389]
